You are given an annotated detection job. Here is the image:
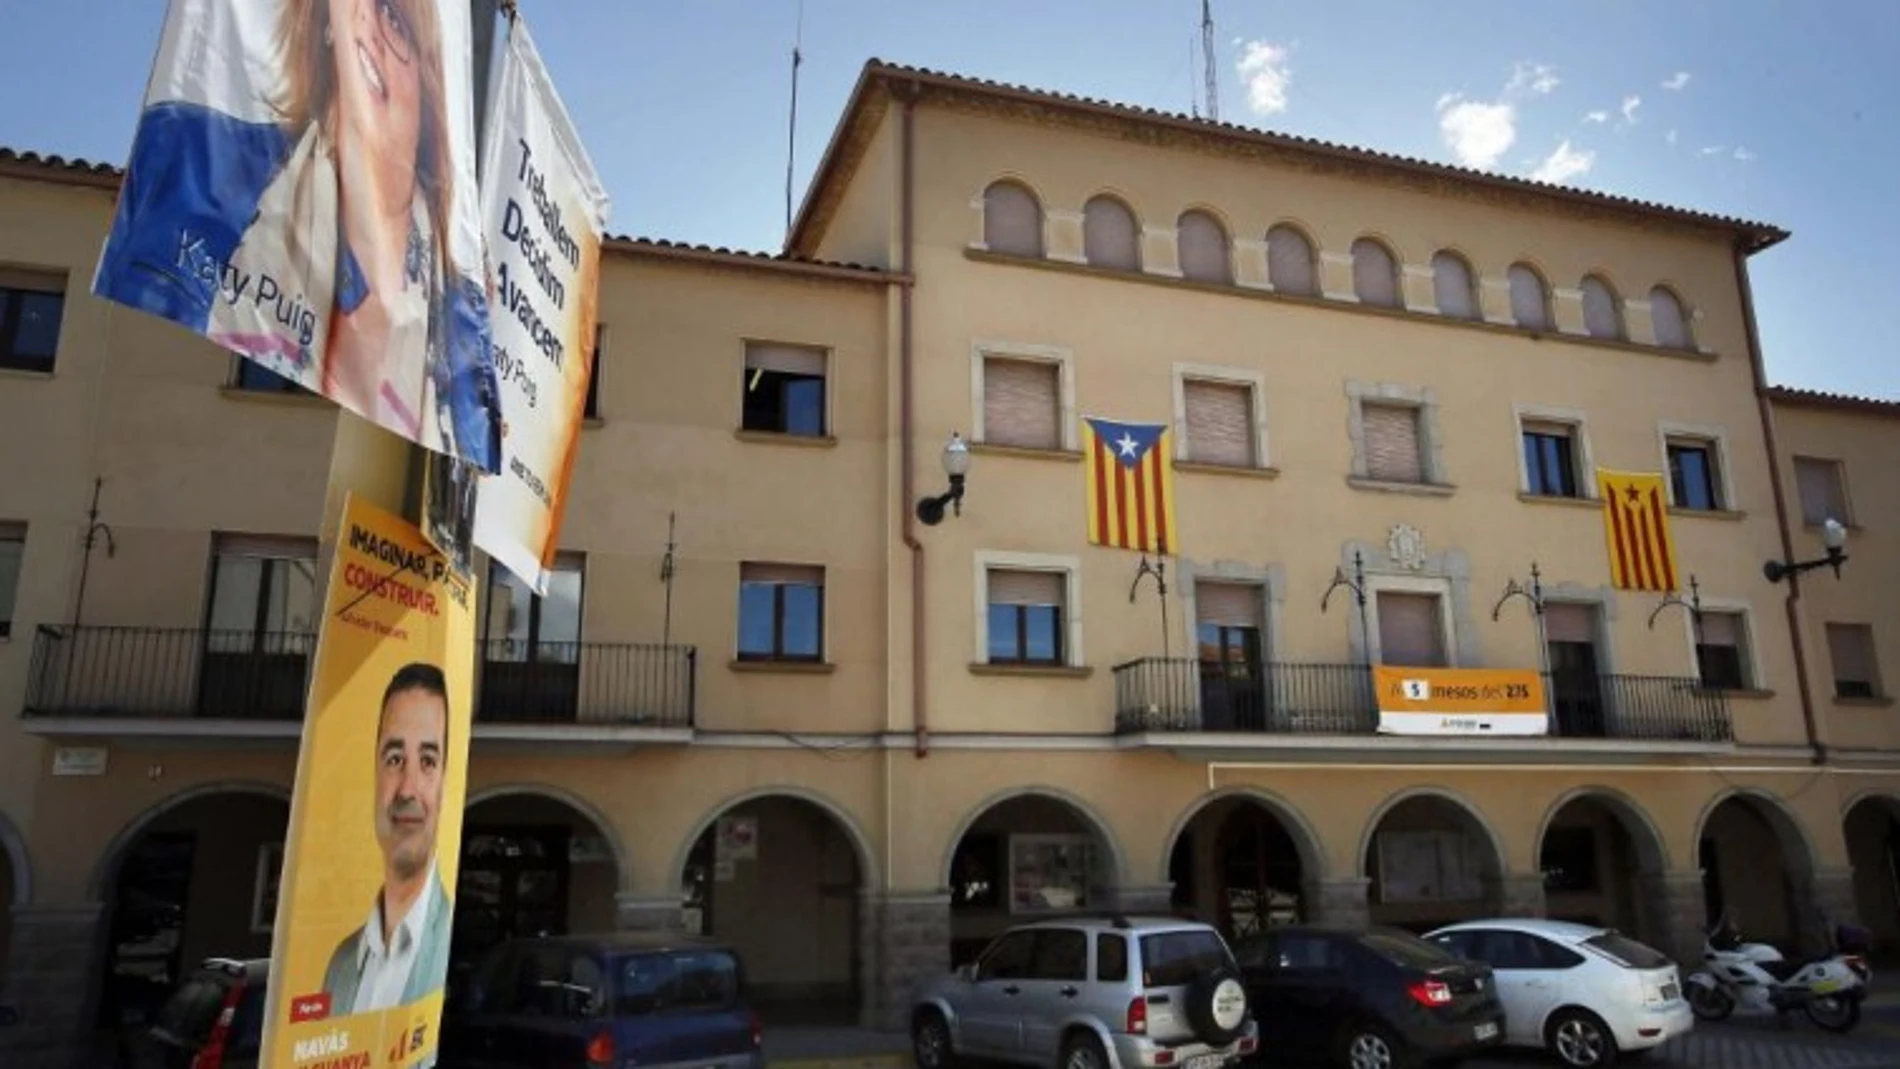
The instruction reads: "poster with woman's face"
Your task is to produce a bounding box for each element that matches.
[93,0,503,475]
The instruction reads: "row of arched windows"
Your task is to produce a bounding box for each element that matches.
[980,181,1699,351]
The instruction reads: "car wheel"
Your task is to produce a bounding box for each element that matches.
[1337,1022,1412,1069]
[912,1010,957,1069]
[1546,1009,1619,1069]
[1061,1032,1109,1069]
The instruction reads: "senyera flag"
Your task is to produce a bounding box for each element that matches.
[423,13,609,591]
[1083,416,1178,554]
[1597,469,1681,592]
[92,0,503,476]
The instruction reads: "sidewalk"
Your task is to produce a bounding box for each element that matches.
[764,1025,909,1069]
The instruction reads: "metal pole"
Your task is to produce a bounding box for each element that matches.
[1158,558,1171,661]
[661,512,677,648]
[1352,550,1370,666]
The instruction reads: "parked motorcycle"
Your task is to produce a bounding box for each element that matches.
[1685,910,1866,1033]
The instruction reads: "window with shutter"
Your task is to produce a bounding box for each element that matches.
[1544,602,1597,645]
[1431,251,1477,320]
[1195,582,1263,629]
[1826,623,1882,699]
[1177,211,1232,284]
[1695,611,1749,690]
[1666,439,1721,511]
[1352,239,1400,308]
[1649,286,1692,349]
[743,342,827,436]
[982,358,1061,450]
[1362,404,1424,483]
[1376,592,1446,667]
[1083,196,1141,271]
[738,562,825,661]
[983,181,1043,258]
[1793,457,1849,525]
[1581,276,1624,340]
[1508,263,1551,330]
[988,568,1066,664]
[1183,380,1256,467]
[1266,225,1317,295]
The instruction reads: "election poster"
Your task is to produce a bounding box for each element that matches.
[92,0,504,476]
[260,494,475,1069]
[424,16,608,592]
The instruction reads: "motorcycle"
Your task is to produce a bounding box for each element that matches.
[1685,910,1866,1033]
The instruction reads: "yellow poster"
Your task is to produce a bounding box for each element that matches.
[1373,665,1549,736]
[260,494,475,1069]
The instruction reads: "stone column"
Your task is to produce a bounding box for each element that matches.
[1141,225,1183,279]
[1401,262,1437,314]
[614,893,684,933]
[1551,286,1587,336]
[1319,251,1356,302]
[1477,276,1515,325]
[1303,877,1369,928]
[1637,871,1709,969]
[0,903,106,1069]
[1045,209,1087,265]
[1488,873,1548,919]
[1233,238,1271,290]
[1792,866,1860,957]
[865,892,950,1032]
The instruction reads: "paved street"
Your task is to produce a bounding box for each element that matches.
[1460,1004,1900,1069]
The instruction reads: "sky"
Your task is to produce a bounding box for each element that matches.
[2,1,1895,399]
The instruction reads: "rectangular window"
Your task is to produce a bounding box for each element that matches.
[1523,422,1580,498]
[1376,591,1446,667]
[742,342,827,437]
[1362,403,1425,483]
[0,271,67,373]
[1695,611,1751,691]
[737,563,825,661]
[231,356,303,394]
[1183,379,1257,467]
[987,568,1064,664]
[201,536,320,717]
[1827,623,1882,700]
[1667,439,1722,511]
[0,523,23,638]
[483,556,585,664]
[1095,933,1129,983]
[584,324,603,419]
[981,357,1060,450]
[1794,456,1849,526]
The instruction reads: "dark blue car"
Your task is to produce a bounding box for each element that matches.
[441,933,763,1069]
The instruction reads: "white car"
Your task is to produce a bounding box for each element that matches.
[1425,919,1692,1068]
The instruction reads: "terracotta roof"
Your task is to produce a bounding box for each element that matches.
[0,146,124,187]
[789,60,1790,256]
[1766,385,1900,418]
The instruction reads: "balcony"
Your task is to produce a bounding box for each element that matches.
[1113,658,1732,755]
[21,625,696,746]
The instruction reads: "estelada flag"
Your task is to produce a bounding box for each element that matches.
[1597,469,1681,592]
[1084,417,1178,554]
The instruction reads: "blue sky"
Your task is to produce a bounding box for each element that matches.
[3,1,1894,398]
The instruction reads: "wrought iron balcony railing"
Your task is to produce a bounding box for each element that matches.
[1113,657,1732,743]
[22,625,696,729]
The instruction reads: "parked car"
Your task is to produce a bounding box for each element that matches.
[911,914,1257,1069]
[440,933,763,1069]
[1426,919,1691,1067]
[1231,924,1504,1069]
[126,957,268,1069]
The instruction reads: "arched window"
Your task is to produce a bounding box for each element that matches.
[983,180,1043,258]
[1083,195,1141,271]
[1649,285,1692,349]
[1266,224,1318,296]
[1352,238,1400,308]
[1177,210,1232,284]
[1581,274,1624,340]
[1508,263,1551,331]
[1431,251,1477,320]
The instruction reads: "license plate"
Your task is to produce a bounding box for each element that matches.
[1474,1022,1499,1042]
[1184,1055,1223,1069]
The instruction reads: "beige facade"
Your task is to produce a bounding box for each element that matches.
[1,61,1897,1063]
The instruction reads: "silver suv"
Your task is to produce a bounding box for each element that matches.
[912,915,1256,1069]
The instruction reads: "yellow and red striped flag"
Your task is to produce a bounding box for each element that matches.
[1084,417,1178,554]
[1597,469,1681,592]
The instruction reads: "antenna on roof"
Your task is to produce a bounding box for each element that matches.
[783,0,806,243]
[1200,0,1218,121]
[1187,36,1199,119]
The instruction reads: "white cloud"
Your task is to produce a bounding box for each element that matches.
[1699,145,1726,156]
[1236,40,1292,115]
[1507,62,1561,96]
[1437,94,1517,168]
[1662,71,1692,91]
[1620,95,1642,124]
[1666,129,1679,146]
[1530,139,1595,184]
[1734,146,1757,161]
[1584,110,1610,124]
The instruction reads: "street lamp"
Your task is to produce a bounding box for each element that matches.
[916,432,971,525]
[1764,518,1849,583]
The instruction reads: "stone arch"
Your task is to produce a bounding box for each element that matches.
[1357,785,1510,878]
[1159,786,1328,883]
[939,785,1130,889]
[1534,785,1672,874]
[671,785,880,895]
[467,783,632,892]
[1840,788,1900,822]
[87,780,291,901]
[1692,787,1819,877]
[0,808,31,905]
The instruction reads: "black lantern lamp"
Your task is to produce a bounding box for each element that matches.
[1764,518,1848,584]
[916,432,971,526]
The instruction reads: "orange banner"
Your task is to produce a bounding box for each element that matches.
[1373,666,1548,736]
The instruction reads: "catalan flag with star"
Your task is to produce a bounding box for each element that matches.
[1084,417,1179,554]
[1597,469,1681,592]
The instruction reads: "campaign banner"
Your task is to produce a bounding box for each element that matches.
[260,494,475,1069]
[424,16,607,592]
[1373,665,1549,736]
[93,0,503,475]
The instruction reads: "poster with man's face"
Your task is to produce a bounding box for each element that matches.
[261,494,474,1068]
[92,0,502,475]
